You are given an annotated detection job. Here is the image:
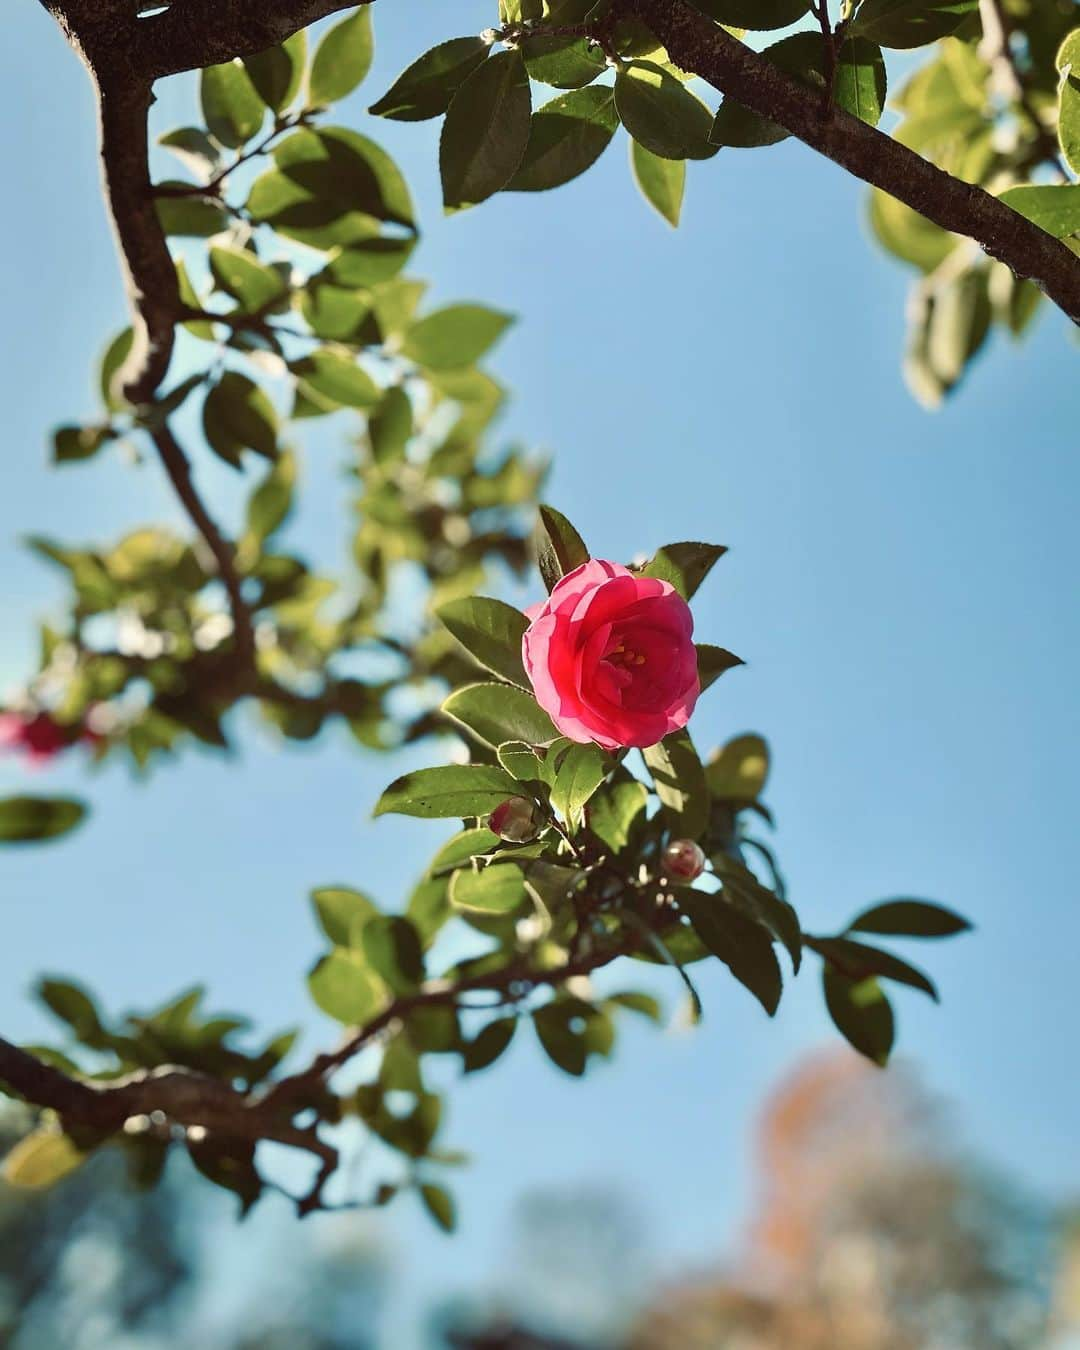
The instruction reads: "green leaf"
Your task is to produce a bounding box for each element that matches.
[535,503,589,592]
[299,280,371,342]
[374,764,522,819]
[714,854,802,972]
[549,742,610,827]
[811,936,938,1000]
[697,644,744,692]
[835,37,887,126]
[244,31,306,112]
[310,7,375,105]
[449,863,528,914]
[402,304,514,370]
[2,1131,88,1189]
[641,540,726,599]
[711,33,823,148]
[630,139,685,226]
[245,449,295,546]
[687,0,810,30]
[209,245,287,312]
[440,49,532,210]
[925,267,991,386]
[852,0,978,49]
[188,1136,262,1216]
[436,596,530,686]
[681,894,783,1015]
[158,127,221,179]
[533,1000,588,1076]
[606,990,663,1021]
[823,970,894,1065]
[586,773,648,851]
[420,1182,457,1232]
[522,33,607,88]
[155,186,228,238]
[202,372,278,467]
[428,827,500,875]
[362,916,425,992]
[847,899,972,939]
[463,1016,517,1071]
[497,741,550,783]
[53,425,112,465]
[643,731,709,839]
[508,87,619,192]
[615,62,715,160]
[291,348,380,410]
[705,733,769,801]
[869,189,957,274]
[443,682,558,749]
[37,978,107,1045]
[200,59,265,148]
[1058,30,1080,176]
[310,885,379,947]
[370,37,490,121]
[328,235,417,286]
[999,183,1080,239]
[99,328,133,413]
[307,949,384,1024]
[367,385,412,464]
[0,796,86,844]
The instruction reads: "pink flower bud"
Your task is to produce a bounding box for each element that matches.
[661,838,706,882]
[489,796,543,844]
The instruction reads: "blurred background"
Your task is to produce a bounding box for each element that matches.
[2,2,1078,1346]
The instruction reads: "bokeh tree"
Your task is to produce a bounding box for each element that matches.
[9,0,1057,1225]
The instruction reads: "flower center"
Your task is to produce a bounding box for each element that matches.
[606,641,646,669]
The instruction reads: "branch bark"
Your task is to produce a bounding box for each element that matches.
[621,0,1080,324]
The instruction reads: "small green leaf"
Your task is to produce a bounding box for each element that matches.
[449,863,528,914]
[309,7,375,105]
[420,1182,457,1232]
[368,385,412,463]
[508,87,619,192]
[681,894,782,1015]
[999,183,1080,239]
[851,0,978,49]
[442,682,557,749]
[436,596,530,686]
[533,1000,588,1076]
[2,1131,88,1189]
[53,425,112,465]
[369,37,490,121]
[641,540,726,599]
[440,49,532,210]
[549,742,610,827]
[847,899,972,939]
[244,31,306,112]
[630,139,685,226]
[291,349,380,409]
[523,33,607,88]
[586,773,648,852]
[705,733,769,801]
[374,765,522,819]
[534,504,589,592]
[614,62,715,161]
[245,449,295,546]
[200,59,265,148]
[362,916,425,992]
[643,731,709,839]
[209,245,287,312]
[811,936,938,1000]
[307,948,384,1024]
[202,372,278,466]
[835,37,887,126]
[310,885,379,947]
[463,1016,517,1071]
[155,187,229,238]
[823,970,894,1065]
[98,328,134,413]
[697,644,744,692]
[402,305,514,370]
[0,796,86,844]
[329,235,417,286]
[158,126,221,179]
[1057,30,1080,176]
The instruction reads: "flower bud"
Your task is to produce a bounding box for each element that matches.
[489,795,544,844]
[661,839,706,882]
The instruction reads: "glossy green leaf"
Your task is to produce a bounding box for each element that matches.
[852,0,978,49]
[714,854,801,972]
[292,349,379,409]
[508,87,619,192]
[375,764,522,818]
[440,49,532,210]
[615,62,715,160]
[847,898,972,939]
[368,385,412,463]
[535,503,589,592]
[643,730,709,839]
[823,970,894,1064]
[697,644,744,692]
[369,37,490,121]
[705,733,769,801]
[463,1016,517,1071]
[362,916,425,992]
[449,863,528,914]
[202,372,278,466]
[0,796,87,844]
[1058,30,1080,176]
[328,235,417,286]
[641,540,726,599]
[310,885,379,947]
[586,773,648,851]
[244,31,306,112]
[402,305,514,370]
[209,245,287,312]
[98,328,134,413]
[154,190,228,239]
[307,948,385,1024]
[158,126,220,179]
[549,742,610,827]
[310,7,375,105]
[999,183,1080,239]
[299,280,371,341]
[836,37,887,126]
[523,33,607,88]
[443,682,558,749]
[200,59,264,148]
[869,188,957,273]
[681,893,782,1014]
[630,139,685,226]
[811,936,938,999]
[533,1000,587,1076]
[436,596,530,685]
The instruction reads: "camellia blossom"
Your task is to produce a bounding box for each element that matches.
[522,559,700,750]
[0,711,70,764]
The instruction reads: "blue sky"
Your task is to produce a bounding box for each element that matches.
[3,3,1079,1345]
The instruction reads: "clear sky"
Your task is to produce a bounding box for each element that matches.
[2,4,1079,1346]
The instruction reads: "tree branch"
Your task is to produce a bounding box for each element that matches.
[622,0,1080,323]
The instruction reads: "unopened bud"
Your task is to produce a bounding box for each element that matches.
[489,795,543,843]
[661,839,706,882]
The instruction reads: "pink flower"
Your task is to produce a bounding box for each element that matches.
[0,711,70,765]
[522,559,700,751]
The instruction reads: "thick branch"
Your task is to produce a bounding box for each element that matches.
[622,0,1080,323]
